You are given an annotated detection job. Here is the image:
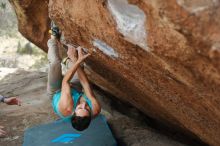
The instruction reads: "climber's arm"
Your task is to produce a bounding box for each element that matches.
[77,66,101,117]
[59,61,81,116]
[59,46,91,116]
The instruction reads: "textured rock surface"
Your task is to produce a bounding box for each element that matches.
[9,0,220,146]
[8,0,50,52]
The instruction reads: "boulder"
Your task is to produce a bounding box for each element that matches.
[8,0,50,52]
[9,0,220,146]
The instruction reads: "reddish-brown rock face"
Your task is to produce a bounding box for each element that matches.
[8,0,50,51]
[10,0,220,145]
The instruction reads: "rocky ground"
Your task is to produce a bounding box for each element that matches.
[0,69,205,146]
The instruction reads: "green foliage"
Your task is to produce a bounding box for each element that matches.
[16,41,40,55]
[0,2,6,10]
[0,1,17,37]
[31,54,48,69]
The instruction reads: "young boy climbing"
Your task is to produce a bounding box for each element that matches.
[47,22,101,131]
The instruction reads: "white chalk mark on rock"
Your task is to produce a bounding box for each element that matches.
[209,42,220,58]
[93,39,119,59]
[176,0,219,13]
[107,0,148,51]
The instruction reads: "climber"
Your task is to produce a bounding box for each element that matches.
[0,95,21,137]
[47,21,101,131]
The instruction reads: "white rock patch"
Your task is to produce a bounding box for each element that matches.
[209,42,220,58]
[176,0,219,13]
[107,0,148,51]
[93,39,119,59]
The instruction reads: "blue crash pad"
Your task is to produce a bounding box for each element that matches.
[23,115,117,146]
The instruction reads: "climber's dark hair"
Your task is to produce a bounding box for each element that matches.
[71,112,92,131]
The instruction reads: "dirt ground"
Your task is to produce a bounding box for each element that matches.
[0,70,56,146]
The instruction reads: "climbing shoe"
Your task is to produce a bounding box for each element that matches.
[49,20,61,39]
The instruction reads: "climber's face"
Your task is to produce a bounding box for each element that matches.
[75,101,90,117]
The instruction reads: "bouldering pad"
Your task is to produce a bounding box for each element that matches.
[22,115,117,146]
